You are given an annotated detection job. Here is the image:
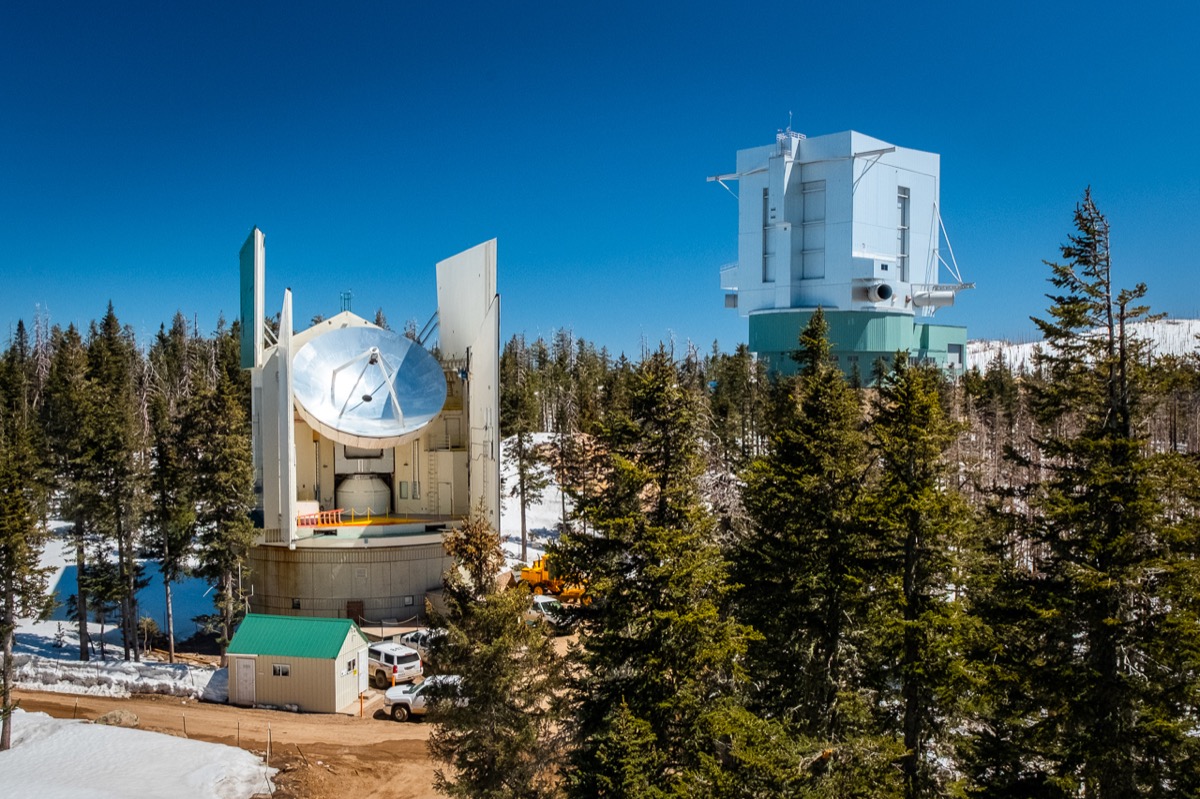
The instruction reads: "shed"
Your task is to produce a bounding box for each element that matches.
[226,613,370,713]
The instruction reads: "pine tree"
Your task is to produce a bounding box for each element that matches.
[557,346,757,795]
[0,332,53,751]
[145,314,199,661]
[707,342,768,472]
[41,324,94,660]
[964,191,1200,798]
[188,331,255,664]
[429,505,565,798]
[867,355,976,799]
[735,308,875,741]
[84,304,147,661]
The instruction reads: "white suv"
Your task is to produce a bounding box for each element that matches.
[367,641,422,688]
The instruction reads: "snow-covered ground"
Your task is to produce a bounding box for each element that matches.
[4,530,253,797]
[968,318,1200,372]
[2,709,275,799]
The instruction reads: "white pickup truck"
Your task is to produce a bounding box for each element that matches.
[383,675,462,722]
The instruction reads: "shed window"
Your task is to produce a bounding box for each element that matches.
[345,657,357,674]
[272,664,291,677]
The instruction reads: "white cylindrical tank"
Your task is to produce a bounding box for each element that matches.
[337,474,392,516]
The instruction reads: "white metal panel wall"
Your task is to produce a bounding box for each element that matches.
[436,240,497,361]
[436,240,501,531]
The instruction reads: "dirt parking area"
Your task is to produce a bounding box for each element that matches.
[14,688,442,799]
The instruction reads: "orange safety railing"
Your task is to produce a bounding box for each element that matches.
[297,508,344,527]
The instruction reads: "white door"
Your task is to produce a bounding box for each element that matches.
[236,658,256,705]
[357,649,369,693]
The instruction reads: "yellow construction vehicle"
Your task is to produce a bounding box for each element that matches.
[519,555,586,602]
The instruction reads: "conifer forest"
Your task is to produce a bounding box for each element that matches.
[5,194,1200,796]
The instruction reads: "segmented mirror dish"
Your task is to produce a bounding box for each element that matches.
[292,325,446,447]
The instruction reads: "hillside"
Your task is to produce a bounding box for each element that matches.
[967,318,1200,372]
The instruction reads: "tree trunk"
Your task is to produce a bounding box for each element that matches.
[2,594,15,751]
[73,519,89,661]
[219,570,233,668]
[518,443,529,563]
[902,524,921,799]
[165,576,175,664]
[116,521,132,661]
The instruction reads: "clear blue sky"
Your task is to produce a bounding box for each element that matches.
[3,1,1198,357]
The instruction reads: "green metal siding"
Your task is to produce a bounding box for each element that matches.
[227,613,369,660]
[748,310,966,377]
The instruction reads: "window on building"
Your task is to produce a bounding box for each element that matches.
[345,657,356,674]
[897,186,910,282]
[398,481,409,499]
[947,343,964,369]
[273,664,291,677]
[762,188,774,283]
[802,180,826,279]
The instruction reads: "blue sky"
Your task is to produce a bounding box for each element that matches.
[3,2,1198,357]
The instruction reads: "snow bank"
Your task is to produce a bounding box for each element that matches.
[1,710,275,799]
[9,652,219,699]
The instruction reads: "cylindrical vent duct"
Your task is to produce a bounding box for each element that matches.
[912,290,956,308]
[867,283,894,302]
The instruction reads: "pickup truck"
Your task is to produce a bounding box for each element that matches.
[383,675,462,722]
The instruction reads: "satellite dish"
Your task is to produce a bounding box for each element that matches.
[291,325,447,448]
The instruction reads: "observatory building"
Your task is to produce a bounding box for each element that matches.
[711,129,971,375]
[238,229,499,623]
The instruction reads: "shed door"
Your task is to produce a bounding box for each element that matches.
[357,649,369,693]
[236,658,256,705]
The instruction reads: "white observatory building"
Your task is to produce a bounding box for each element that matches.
[712,129,970,375]
[238,229,499,623]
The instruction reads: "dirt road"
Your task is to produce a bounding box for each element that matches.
[14,689,441,799]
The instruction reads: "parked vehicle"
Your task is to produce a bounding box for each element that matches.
[367,641,422,688]
[523,594,574,633]
[398,627,446,661]
[384,675,463,722]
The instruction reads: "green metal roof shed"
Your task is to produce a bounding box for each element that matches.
[227,614,370,713]
[228,613,369,658]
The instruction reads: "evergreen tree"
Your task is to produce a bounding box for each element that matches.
[867,355,976,799]
[557,347,757,795]
[708,342,768,473]
[0,332,53,751]
[41,324,94,660]
[735,308,876,743]
[84,304,147,661]
[965,191,1200,798]
[429,505,565,798]
[188,334,255,664]
[145,314,198,661]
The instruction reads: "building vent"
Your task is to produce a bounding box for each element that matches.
[866,283,894,302]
